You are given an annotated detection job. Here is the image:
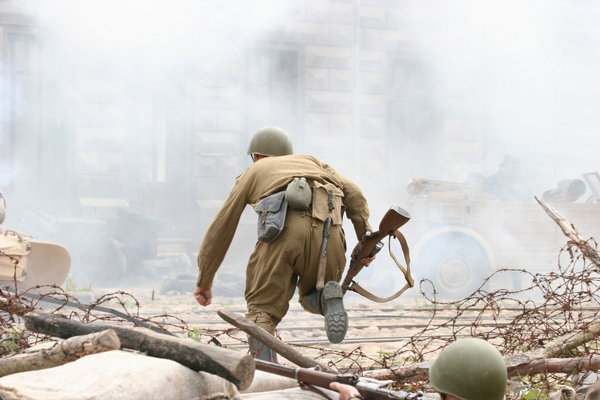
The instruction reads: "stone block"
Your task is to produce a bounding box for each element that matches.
[76,175,126,198]
[76,127,125,151]
[195,62,219,86]
[218,63,242,86]
[306,45,354,68]
[443,98,485,119]
[443,119,484,141]
[217,156,239,177]
[329,68,354,90]
[386,6,439,29]
[360,0,407,7]
[194,131,239,154]
[102,103,126,127]
[99,152,125,175]
[195,86,241,108]
[359,49,388,71]
[357,93,386,115]
[280,0,307,21]
[328,113,353,135]
[305,67,329,89]
[195,177,234,199]
[76,78,124,103]
[76,103,103,127]
[75,151,100,175]
[306,0,355,24]
[305,134,353,155]
[359,6,386,27]
[194,155,217,177]
[444,139,482,163]
[266,21,329,44]
[360,71,386,93]
[357,136,386,160]
[329,24,355,46]
[305,112,329,135]
[194,108,218,130]
[363,27,441,51]
[218,109,241,131]
[306,90,353,113]
[359,115,386,137]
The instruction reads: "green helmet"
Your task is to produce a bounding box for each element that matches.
[429,338,507,400]
[246,126,293,157]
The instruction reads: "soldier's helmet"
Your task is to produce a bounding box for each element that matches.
[246,126,293,157]
[429,338,507,400]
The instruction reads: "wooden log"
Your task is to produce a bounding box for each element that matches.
[544,321,600,358]
[218,309,329,371]
[365,353,600,382]
[0,296,31,315]
[362,362,431,382]
[0,329,119,377]
[24,310,255,390]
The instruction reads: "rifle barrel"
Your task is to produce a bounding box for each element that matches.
[254,360,422,400]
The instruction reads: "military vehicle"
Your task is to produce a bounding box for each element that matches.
[402,173,600,299]
[0,194,71,294]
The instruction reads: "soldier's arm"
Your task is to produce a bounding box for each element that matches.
[196,180,248,289]
[339,176,372,240]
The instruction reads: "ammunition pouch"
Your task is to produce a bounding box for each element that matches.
[0,230,31,282]
[311,182,344,225]
[255,191,288,243]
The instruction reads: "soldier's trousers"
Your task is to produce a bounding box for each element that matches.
[245,209,347,333]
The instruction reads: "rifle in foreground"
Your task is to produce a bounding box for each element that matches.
[254,359,422,400]
[341,204,412,297]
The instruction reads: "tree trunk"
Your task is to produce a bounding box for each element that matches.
[0,329,119,377]
[24,310,255,391]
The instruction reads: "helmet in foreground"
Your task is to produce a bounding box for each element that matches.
[246,126,293,157]
[429,338,507,400]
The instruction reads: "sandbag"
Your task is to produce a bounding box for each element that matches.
[0,350,240,400]
[240,387,335,400]
[242,370,298,393]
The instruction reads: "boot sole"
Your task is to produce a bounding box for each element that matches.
[323,281,348,344]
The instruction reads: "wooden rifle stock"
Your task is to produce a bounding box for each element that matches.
[254,359,422,400]
[341,204,411,294]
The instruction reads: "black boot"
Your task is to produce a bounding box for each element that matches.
[248,337,278,362]
[321,281,348,344]
[301,288,323,315]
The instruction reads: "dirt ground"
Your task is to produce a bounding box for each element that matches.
[78,286,464,371]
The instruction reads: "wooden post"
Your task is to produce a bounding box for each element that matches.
[0,329,120,377]
[24,310,255,390]
[218,309,330,371]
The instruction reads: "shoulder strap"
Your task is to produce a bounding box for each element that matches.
[345,230,414,303]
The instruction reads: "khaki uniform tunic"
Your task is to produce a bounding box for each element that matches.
[197,154,371,332]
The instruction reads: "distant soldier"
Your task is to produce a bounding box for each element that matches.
[193,126,374,360]
[542,179,587,203]
[485,154,532,202]
[331,337,508,400]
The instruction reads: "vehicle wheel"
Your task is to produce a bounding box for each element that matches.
[418,232,491,299]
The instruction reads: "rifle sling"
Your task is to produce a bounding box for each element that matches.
[346,230,413,303]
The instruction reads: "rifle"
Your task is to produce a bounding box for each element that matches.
[254,359,422,400]
[341,204,412,302]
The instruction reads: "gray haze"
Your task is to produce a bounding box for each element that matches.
[1,0,599,295]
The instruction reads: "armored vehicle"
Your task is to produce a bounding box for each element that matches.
[402,175,600,299]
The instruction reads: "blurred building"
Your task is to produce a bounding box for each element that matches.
[0,1,598,280]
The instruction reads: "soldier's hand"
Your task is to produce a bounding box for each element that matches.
[329,382,361,400]
[350,241,376,267]
[193,286,212,306]
[361,255,376,267]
